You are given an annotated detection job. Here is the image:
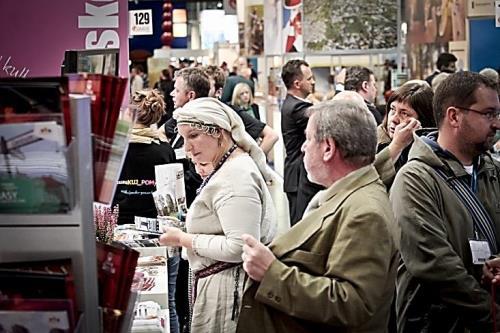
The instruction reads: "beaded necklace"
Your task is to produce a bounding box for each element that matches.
[196,144,238,195]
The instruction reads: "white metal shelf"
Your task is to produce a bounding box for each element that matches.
[0,95,100,332]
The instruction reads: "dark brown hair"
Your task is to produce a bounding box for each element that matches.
[204,65,226,91]
[345,66,374,92]
[132,89,165,126]
[281,59,309,89]
[384,82,435,128]
[433,71,498,128]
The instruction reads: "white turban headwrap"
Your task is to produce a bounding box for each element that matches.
[173,97,273,182]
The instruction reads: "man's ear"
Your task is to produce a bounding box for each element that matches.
[323,137,336,162]
[292,78,302,90]
[361,80,369,92]
[188,91,197,101]
[446,106,461,128]
[215,88,223,99]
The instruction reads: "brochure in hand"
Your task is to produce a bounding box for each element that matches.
[153,163,187,217]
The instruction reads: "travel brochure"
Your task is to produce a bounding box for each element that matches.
[0,309,71,333]
[0,77,72,143]
[0,74,134,212]
[0,121,71,214]
[153,163,187,218]
[96,241,139,333]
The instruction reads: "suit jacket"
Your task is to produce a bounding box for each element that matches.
[281,94,311,194]
[281,94,323,223]
[236,165,400,333]
[366,102,383,125]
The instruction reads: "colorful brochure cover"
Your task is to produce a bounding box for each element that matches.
[0,121,71,213]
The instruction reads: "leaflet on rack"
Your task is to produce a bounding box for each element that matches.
[0,121,72,214]
[67,73,132,204]
[0,77,72,144]
[96,241,139,332]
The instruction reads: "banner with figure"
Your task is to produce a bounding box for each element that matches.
[404,0,466,79]
[282,0,303,53]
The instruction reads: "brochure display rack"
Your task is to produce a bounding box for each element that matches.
[0,95,100,332]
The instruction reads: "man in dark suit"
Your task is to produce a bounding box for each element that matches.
[280,59,323,225]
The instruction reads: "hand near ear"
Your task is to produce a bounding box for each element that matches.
[389,118,421,162]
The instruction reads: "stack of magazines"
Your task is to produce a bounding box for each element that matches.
[114,220,163,248]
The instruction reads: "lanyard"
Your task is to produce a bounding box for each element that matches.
[470,160,480,239]
[471,159,479,194]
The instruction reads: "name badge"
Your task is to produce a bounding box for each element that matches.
[174,148,186,160]
[469,239,491,265]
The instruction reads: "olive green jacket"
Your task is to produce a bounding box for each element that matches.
[236,165,399,333]
[391,133,500,332]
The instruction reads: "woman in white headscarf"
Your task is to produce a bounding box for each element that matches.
[159,97,277,333]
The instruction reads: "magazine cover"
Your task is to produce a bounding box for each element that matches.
[0,310,70,333]
[0,77,72,144]
[96,241,139,332]
[0,121,71,213]
[0,298,76,333]
[0,258,77,321]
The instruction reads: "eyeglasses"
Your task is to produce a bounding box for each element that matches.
[455,106,500,121]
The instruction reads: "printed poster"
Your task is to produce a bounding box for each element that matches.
[304,0,397,52]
